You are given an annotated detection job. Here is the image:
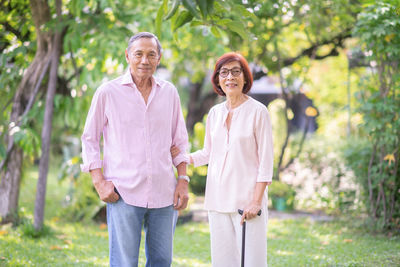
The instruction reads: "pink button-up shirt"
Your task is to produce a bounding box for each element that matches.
[81,70,188,208]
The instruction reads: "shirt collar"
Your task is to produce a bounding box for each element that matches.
[120,68,161,89]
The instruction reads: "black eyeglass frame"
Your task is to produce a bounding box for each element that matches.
[218,67,243,78]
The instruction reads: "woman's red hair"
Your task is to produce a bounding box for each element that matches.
[211,52,253,96]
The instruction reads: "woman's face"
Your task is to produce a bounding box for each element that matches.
[218,61,245,97]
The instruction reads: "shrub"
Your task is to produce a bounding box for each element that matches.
[349,1,400,230]
[188,120,208,194]
[19,218,53,238]
[280,133,361,214]
[59,173,103,222]
[268,181,296,211]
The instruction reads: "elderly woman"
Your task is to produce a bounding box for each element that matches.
[173,52,273,266]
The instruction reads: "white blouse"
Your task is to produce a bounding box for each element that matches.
[191,97,274,213]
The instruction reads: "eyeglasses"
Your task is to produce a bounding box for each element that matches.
[218,67,243,78]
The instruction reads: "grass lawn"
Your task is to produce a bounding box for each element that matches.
[1,165,400,266]
[267,219,400,266]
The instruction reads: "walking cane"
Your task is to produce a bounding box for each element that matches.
[238,209,262,267]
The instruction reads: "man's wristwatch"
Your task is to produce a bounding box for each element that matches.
[178,175,190,183]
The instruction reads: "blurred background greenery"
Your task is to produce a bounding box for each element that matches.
[0,0,399,238]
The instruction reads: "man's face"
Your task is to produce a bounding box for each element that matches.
[125,38,160,80]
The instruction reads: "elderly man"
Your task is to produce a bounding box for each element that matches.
[81,32,189,267]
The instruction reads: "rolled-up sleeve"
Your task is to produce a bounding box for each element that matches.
[171,89,189,167]
[190,109,213,167]
[255,107,274,182]
[80,88,107,173]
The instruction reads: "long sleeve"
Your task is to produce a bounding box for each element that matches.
[79,73,190,208]
[254,107,274,182]
[190,109,213,167]
[171,89,189,167]
[80,88,107,172]
[198,98,274,212]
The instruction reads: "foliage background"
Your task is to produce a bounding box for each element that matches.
[0,0,399,232]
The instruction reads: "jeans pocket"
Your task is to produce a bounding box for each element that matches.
[114,187,121,197]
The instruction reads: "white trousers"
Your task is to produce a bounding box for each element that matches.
[208,208,268,267]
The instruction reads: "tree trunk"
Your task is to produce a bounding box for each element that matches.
[0,0,51,224]
[0,147,23,223]
[34,0,62,231]
[274,40,291,181]
[367,144,377,217]
[186,79,217,133]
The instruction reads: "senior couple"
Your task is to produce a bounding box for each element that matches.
[81,32,273,267]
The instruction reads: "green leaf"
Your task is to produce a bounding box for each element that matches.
[72,0,81,17]
[195,0,208,18]
[190,20,204,27]
[155,1,166,37]
[213,1,227,15]
[361,0,376,8]
[232,4,258,21]
[210,25,221,37]
[207,0,214,15]
[172,31,179,43]
[164,0,181,20]
[107,0,117,11]
[0,142,5,158]
[172,10,194,31]
[226,20,248,40]
[163,0,169,12]
[182,0,200,19]
[216,18,233,26]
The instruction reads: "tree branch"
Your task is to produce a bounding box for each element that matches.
[283,117,310,170]
[2,22,28,41]
[368,144,377,217]
[282,30,351,67]
[274,39,292,180]
[68,41,80,84]
[0,57,51,172]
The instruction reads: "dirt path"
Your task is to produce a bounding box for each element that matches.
[189,196,333,223]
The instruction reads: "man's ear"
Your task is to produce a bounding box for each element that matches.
[125,49,129,63]
[157,52,162,66]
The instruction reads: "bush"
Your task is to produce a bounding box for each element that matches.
[188,120,208,194]
[349,1,400,230]
[19,218,53,238]
[269,181,295,198]
[343,101,400,230]
[281,135,361,214]
[269,181,296,211]
[59,173,104,222]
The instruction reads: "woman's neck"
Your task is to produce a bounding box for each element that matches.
[226,93,248,110]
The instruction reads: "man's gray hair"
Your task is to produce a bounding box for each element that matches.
[127,32,162,56]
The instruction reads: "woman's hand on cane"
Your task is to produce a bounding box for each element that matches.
[240,202,262,225]
[240,181,272,224]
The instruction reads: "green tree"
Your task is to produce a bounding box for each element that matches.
[0,0,163,226]
[163,0,360,179]
[0,0,58,225]
[0,0,365,226]
[348,1,400,229]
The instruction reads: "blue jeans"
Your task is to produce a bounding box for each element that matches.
[107,198,177,267]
